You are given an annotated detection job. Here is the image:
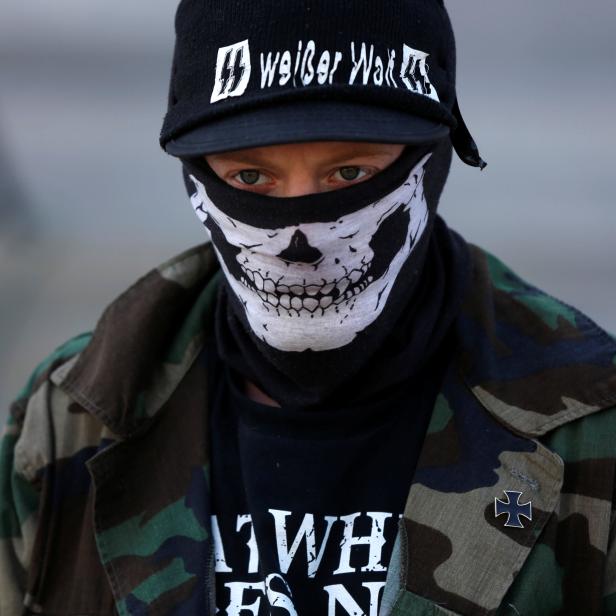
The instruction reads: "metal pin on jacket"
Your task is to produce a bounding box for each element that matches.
[495,491,532,528]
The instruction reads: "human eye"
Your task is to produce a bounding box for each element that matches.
[234,169,269,186]
[332,166,369,183]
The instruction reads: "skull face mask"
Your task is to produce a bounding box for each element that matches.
[182,147,436,349]
[181,142,454,405]
[185,153,430,352]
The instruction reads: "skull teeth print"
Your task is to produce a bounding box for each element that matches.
[240,264,373,314]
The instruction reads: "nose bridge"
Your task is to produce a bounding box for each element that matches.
[277,229,323,265]
[282,176,322,198]
[279,179,321,197]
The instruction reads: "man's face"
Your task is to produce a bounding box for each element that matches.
[205,141,405,197]
[188,140,433,352]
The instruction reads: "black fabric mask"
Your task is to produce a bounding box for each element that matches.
[181,140,461,407]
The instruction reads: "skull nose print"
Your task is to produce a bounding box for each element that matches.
[277,230,323,265]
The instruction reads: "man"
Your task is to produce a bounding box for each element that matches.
[1,0,615,614]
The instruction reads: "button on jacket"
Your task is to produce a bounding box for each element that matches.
[1,242,616,615]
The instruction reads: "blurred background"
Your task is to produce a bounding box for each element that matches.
[1,1,615,424]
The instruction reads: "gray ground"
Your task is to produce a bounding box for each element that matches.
[1,1,615,424]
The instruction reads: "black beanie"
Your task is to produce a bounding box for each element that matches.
[159,0,485,168]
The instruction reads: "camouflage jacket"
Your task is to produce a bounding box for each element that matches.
[1,242,616,616]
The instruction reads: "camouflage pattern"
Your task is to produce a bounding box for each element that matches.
[1,241,615,615]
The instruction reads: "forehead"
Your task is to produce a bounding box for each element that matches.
[205,141,405,166]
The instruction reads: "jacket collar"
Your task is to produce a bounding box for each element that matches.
[52,243,221,437]
[52,242,616,438]
[457,246,616,436]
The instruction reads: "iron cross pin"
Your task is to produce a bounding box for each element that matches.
[494,490,532,528]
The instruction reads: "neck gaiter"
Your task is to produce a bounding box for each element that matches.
[181,140,456,407]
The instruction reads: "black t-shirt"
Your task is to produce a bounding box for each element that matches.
[208,343,450,615]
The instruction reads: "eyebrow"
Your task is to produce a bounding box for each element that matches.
[208,153,276,167]
[209,148,398,169]
[317,150,399,166]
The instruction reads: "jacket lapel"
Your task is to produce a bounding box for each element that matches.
[86,350,215,616]
[383,376,563,615]
[54,244,221,615]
